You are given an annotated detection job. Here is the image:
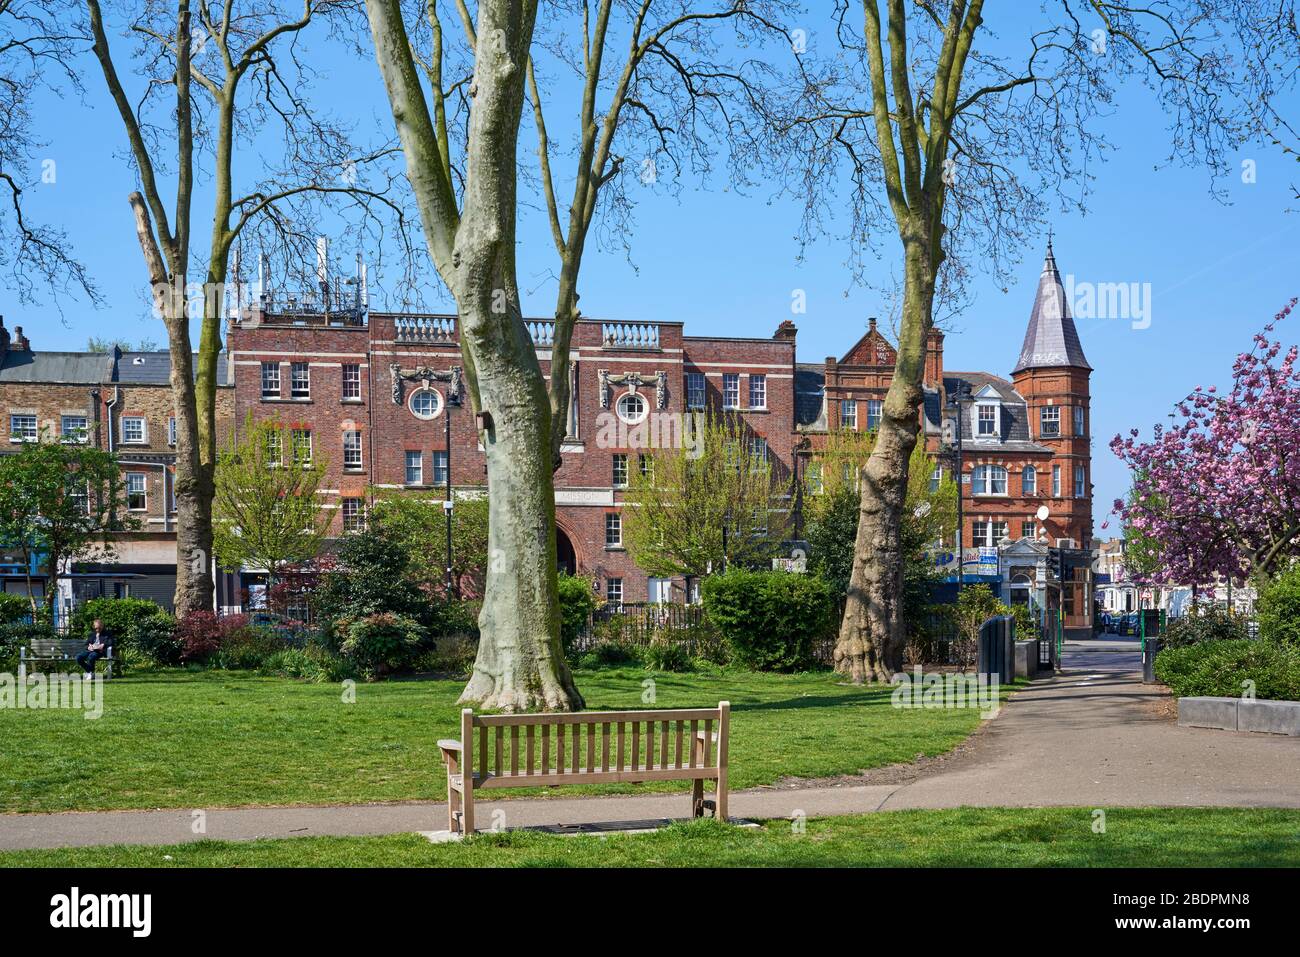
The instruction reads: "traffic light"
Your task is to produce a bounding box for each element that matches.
[1048,548,1064,581]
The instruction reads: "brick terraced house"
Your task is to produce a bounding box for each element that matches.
[0,318,235,612]
[5,244,1093,630]
[226,243,1093,627]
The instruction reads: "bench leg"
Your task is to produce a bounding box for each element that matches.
[714,776,728,822]
[691,777,705,818]
[461,779,475,835]
[447,778,462,834]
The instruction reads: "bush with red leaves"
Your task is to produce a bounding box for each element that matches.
[175,612,251,664]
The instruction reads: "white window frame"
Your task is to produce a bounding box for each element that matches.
[1040,405,1061,438]
[840,399,857,430]
[976,403,998,438]
[409,388,443,420]
[60,415,89,443]
[167,416,177,446]
[343,430,363,470]
[866,398,883,431]
[722,373,740,409]
[342,364,362,401]
[605,511,622,548]
[748,437,768,470]
[121,416,147,444]
[606,577,624,608]
[749,374,767,410]
[686,372,706,410]
[10,414,37,442]
[1052,464,1061,497]
[126,472,147,512]
[260,362,280,399]
[341,497,365,532]
[265,431,282,468]
[404,450,423,486]
[1073,405,1085,436]
[432,450,449,486]
[616,391,648,425]
[1022,466,1037,495]
[612,453,628,488]
[292,429,313,466]
[972,464,1008,496]
[1074,465,1087,499]
[290,362,311,400]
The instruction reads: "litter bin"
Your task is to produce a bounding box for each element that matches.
[1142,637,1163,684]
[977,615,1014,684]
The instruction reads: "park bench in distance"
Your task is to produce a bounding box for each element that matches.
[438,702,730,835]
[18,638,115,680]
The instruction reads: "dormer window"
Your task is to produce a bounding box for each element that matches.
[976,404,998,438]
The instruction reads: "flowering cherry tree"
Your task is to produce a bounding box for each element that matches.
[1112,300,1300,585]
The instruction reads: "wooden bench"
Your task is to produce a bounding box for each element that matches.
[438,702,730,835]
[18,639,114,680]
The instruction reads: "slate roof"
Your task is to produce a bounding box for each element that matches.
[1011,243,1092,374]
[0,351,113,384]
[0,349,231,386]
[944,371,1054,454]
[115,352,231,386]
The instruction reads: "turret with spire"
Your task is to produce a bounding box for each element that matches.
[1011,238,1091,375]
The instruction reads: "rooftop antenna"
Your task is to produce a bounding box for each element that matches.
[316,236,329,307]
[230,245,242,320]
[257,250,268,305]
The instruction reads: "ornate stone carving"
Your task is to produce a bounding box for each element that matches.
[390,364,463,405]
[599,369,668,410]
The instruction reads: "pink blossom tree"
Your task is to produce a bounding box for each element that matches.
[1112,299,1300,586]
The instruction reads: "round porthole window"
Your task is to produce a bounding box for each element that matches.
[617,391,648,425]
[409,388,444,420]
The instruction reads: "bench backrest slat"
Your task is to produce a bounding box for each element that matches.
[463,704,727,780]
[31,639,87,656]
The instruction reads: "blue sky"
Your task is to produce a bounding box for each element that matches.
[9,7,1299,539]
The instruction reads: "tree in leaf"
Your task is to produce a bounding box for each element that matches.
[621,412,788,580]
[0,435,134,615]
[212,416,330,594]
[367,491,490,599]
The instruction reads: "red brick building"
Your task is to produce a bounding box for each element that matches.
[226,244,1093,620]
[0,319,235,611]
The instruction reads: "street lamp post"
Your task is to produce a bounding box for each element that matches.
[443,369,463,601]
[947,384,972,597]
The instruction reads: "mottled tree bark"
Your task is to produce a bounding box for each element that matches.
[367,0,582,710]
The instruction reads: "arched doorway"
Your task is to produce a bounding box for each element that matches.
[555,525,577,576]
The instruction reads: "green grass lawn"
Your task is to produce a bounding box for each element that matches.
[0,668,1004,813]
[4,808,1297,868]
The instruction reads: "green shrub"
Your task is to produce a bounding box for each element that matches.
[1257,567,1300,647]
[557,573,597,653]
[414,633,478,677]
[0,620,57,668]
[701,569,833,672]
[1154,639,1300,700]
[1164,607,1248,648]
[69,597,164,640]
[126,612,181,666]
[213,625,285,670]
[338,613,426,677]
[576,640,644,670]
[643,641,693,673]
[427,599,480,640]
[260,643,358,683]
[0,592,34,624]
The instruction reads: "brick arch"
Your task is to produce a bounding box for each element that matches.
[555,520,580,576]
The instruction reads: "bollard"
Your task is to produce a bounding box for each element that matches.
[1142,637,1162,684]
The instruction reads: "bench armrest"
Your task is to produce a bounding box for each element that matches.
[437,739,463,752]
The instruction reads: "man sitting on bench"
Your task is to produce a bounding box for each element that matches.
[76,619,112,677]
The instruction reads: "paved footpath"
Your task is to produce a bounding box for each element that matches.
[3,640,1299,851]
